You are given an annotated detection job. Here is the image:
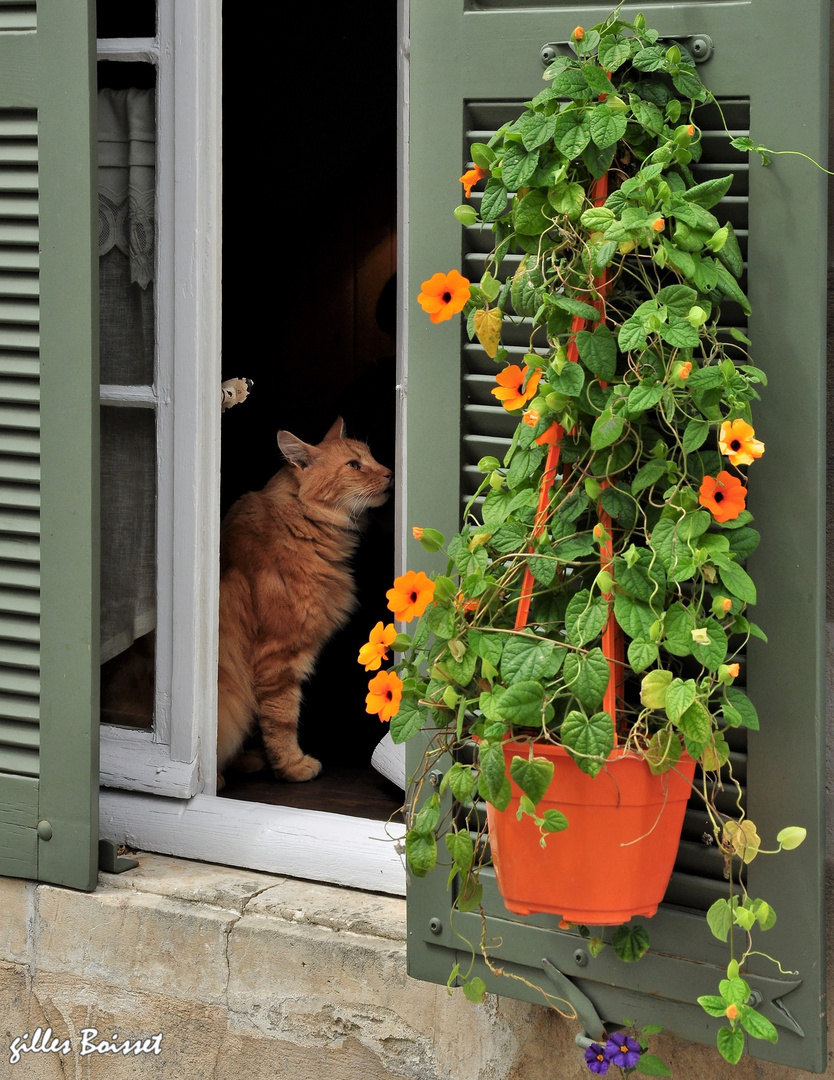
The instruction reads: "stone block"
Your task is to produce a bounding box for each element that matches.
[34,884,236,1007]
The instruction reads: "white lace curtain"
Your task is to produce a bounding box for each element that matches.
[98,88,157,665]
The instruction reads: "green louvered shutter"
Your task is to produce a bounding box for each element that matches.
[0,2,99,890]
[403,0,827,1069]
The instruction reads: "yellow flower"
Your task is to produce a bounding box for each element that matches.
[386,570,436,622]
[357,622,398,672]
[417,270,471,324]
[699,471,747,523]
[460,165,487,198]
[719,419,765,466]
[365,670,403,723]
[491,364,541,412]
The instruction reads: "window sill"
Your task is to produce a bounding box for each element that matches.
[99,788,407,894]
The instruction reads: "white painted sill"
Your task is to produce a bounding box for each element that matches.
[99,789,408,896]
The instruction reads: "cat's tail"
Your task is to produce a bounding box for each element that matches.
[216,571,258,775]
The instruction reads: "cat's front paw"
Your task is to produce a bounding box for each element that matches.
[280,754,322,783]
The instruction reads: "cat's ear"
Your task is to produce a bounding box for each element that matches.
[322,416,346,443]
[277,431,320,469]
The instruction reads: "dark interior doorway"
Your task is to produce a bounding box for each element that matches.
[219,4,401,815]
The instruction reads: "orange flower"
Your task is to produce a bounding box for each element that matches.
[719,419,765,466]
[535,421,561,446]
[720,597,733,612]
[358,621,398,671]
[386,570,436,621]
[726,663,740,679]
[460,165,487,198]
[687,124,695,136]
[653,217,665,232]
[678,360,692,380]
[417,270,471,325]
[573,26,584,40]
[725,1004,739,1021]
[412,526,424,541]
[365,669,403,722]
[491,364,542,412]
[698,471,747,523]
[522,408,541,427]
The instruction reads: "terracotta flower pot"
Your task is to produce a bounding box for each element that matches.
[486,741,696,924]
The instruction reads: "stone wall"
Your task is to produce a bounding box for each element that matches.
[0,852,831,1079]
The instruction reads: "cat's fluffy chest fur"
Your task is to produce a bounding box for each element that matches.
[217,418,391,784]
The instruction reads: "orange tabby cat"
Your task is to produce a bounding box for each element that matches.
[217,417,392,783]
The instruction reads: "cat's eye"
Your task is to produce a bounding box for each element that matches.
[347,460,362,470]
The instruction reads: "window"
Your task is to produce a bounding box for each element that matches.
[96,0,407,894]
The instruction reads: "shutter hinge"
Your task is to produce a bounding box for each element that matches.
[541,35,714,68]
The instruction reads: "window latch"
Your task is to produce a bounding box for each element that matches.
[98,839,139,875]
[541,956,607,1042]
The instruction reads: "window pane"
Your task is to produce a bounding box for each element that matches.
[96,0,156,39]
[99,406,156,728]
[97,81,156,385]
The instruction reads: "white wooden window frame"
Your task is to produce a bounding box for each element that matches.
[96,0,407,895]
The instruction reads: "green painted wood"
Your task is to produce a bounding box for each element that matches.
[0,1,99,891]
[404,0,827,1069]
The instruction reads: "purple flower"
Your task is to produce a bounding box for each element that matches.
[585,1043,610,1074]
[605,1032,642,1070]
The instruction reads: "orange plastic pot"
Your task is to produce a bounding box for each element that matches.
[486,741,696,924]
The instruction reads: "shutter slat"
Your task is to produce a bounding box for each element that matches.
[0,666,39,697]
[0,194,38,218]
[0,456,39,483]
[0,612,38,643]
[0,222,37,246]
[0,587,38,615]
[0,299,38,324]
[0,403,39,430]
[0,272,37,298]
[0,641,38,668]
[0,481,38,508]
[0,249,38,271]
[0,693,38,722]
[0,743,38,777]
[0,326,38,352]
[0,9,36,34]
[0,535,39,562]
[0,429,39,455]
[0,509,38,535]
[0,379,38,404]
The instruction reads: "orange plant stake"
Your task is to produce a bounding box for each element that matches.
[513,171,625,735]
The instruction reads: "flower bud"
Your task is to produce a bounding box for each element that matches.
[652,217,665,232]
[442,685,460,709]
[573,25,584,40]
